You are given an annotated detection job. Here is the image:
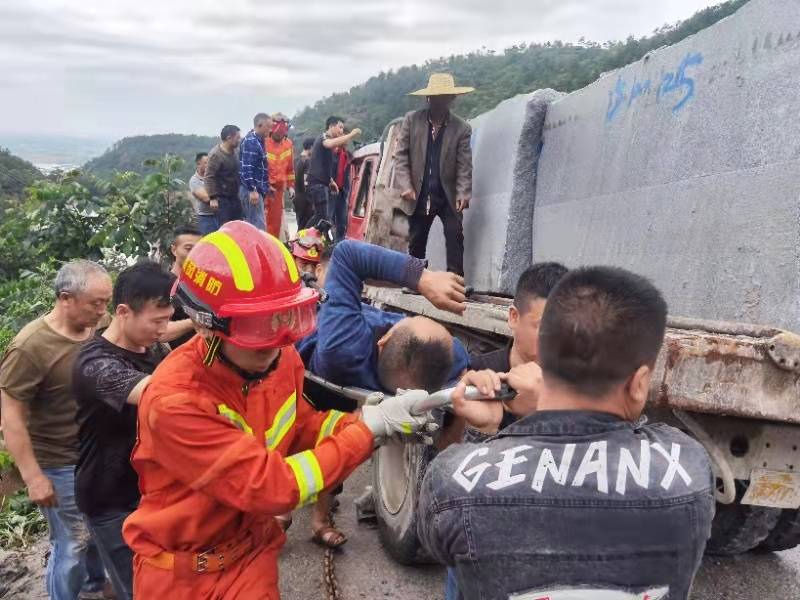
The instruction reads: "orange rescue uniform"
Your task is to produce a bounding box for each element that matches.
[265,137,295,237]
[122,336,374,599]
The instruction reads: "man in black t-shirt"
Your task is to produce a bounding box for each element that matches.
[307,115,361,227]
[293,137,316,229]
[463,262,568,432]
[470,262,569,374]
[74,262,174,600]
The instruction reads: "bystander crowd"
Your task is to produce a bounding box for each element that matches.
[0,260,112,600]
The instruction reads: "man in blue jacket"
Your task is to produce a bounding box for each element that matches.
[296,239,470,547]
[418,266,715,600]
[298,239,469,394]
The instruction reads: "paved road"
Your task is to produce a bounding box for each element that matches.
[279,463,800,600]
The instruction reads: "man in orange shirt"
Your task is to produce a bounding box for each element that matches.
[265,113,295,238]
[122,221,438,599]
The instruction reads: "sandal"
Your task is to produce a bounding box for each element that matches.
[312,525,348,549]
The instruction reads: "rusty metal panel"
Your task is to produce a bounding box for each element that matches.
[741,469,800,509]
[650,328,800,424]
[364,286,800,425]
[365,286,511,338]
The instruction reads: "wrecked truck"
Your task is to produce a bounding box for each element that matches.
[333,0,800,564]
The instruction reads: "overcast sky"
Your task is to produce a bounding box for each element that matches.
[0,0,720,139]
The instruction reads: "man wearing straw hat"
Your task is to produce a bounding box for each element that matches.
[395,73,474,277]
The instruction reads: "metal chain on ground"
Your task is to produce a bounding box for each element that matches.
[322,510,342,600]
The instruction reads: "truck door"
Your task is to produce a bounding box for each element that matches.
[346,156,377,241]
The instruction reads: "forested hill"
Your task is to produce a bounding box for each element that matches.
[291,0,748,142]
[84,134,218,182]
[0,148,41,197]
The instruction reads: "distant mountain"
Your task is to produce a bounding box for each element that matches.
[292,0,749,143]
[84,134,218,182]
[1,135,113,169]
[0,147,42,197]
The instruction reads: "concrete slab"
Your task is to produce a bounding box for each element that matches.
[531,0,800,331]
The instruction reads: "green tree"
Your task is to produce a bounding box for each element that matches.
[0,154,194,355]
[0,148,41,197]
[291,0,749,144]
[84,134,217,182]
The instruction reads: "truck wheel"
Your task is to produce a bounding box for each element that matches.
[755,509,800,552]
[706,481,782,556]
[371,437,433,565]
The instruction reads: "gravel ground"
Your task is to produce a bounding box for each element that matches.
[1,463,798,599]
[279,463,800,600]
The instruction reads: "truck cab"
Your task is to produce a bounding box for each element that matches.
[344,142,381,243]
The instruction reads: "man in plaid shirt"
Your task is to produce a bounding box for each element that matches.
[239,113,274,231]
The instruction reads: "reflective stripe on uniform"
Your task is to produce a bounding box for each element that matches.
[200,232,255,292]
[217,404,254,435]
[285,450,324,508]
[279,149,293,160]
[265,392,297,451]
[266,152,277,161]
[316,410,347,446]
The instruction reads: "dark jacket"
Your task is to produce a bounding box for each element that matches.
[294,155,310,196]
[394,109,472,216]
[204,144,240,200]
[418,410,715,600]
[296,240,470,391]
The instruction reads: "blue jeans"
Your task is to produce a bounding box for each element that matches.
[239,185,266,230]
[87,510,134,600]
[197,213,219,235]
[218,195,243,225]
[445,568,462,600]
[40,467,106,600]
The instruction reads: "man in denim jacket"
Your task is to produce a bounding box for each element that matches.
[418,266,715,600]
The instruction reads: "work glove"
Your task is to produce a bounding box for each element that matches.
[361,389,437,445]
[288,187,296,200]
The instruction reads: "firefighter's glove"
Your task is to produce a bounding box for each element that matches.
[361,389,435,445]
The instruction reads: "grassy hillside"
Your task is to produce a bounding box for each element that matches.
[0,148,42,197]
[83,134,218,182]
[292,0,749,142]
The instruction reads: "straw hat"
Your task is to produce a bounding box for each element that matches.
[409,73,475,96]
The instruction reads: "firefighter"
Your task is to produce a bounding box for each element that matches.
[265,113,295,238]
[288,224,332,280]
[122,220,435,599]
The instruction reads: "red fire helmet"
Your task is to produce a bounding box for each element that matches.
[173,220,319,349]
[289,227,328,264]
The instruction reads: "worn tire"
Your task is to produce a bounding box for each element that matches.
[706,481,782,556]
[371,437,433,565]
[755,509,800,552]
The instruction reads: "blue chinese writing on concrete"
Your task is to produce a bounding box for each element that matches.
[657,52,704,113]
[605,51,704,122]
